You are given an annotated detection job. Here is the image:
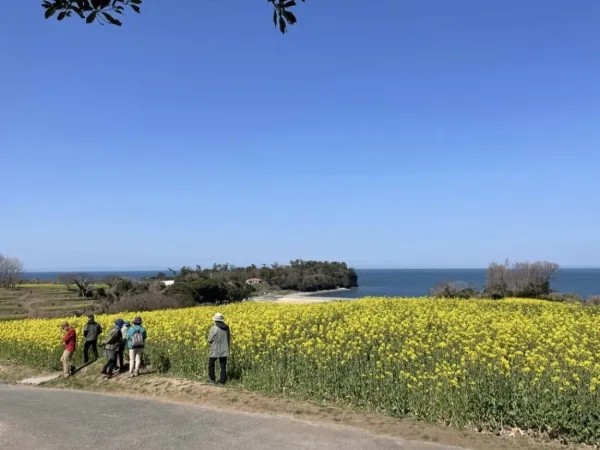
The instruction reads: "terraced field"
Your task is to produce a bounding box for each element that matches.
[0,286,100,320]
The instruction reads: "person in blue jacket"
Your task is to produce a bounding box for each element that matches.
[126,316,147,378]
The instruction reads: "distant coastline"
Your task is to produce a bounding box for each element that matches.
[20,268,600,299]
[22,270,164,281]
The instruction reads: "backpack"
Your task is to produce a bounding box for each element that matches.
[131,327,144,349]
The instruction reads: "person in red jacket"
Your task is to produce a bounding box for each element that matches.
[61,322,77,377]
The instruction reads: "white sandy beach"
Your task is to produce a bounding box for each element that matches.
[253,288,351,304]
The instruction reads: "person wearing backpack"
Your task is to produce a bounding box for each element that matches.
[127,316,147,377]
[101,319,123,379]
[207,312,231,385]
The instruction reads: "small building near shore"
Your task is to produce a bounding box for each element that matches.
[245,278,263,285]
[161,280,175,287]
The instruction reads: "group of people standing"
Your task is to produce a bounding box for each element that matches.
[59,311,230,385]
[98,316,147,379]
[60,314,147,379]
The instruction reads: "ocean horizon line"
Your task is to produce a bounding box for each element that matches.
[22,266,600,273]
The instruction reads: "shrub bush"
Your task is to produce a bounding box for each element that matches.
[587,295,600,305]
[431,281,479,299]
[540,292,583,303]
[191,279,227,303]
[106,292,193,313]
[164,283,197,304]
[110,278,134,297]
[223,280,254,302]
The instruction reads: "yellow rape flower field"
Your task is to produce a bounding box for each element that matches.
[2,297,600,443]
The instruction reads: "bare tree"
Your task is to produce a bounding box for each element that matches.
[57,273,76,291]
[484,261,511,299]
[72,273,91,297]
[512,261,559,297]
[0,254,24,288]
[485,260,559,298]
[0,255,6,287]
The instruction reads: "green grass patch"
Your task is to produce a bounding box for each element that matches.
[38,297,89,304]
[18,284,67,289]
[39,303,95,312]
[0,300,22,306]
[31,291,80,297]
[18,283,109,289]
[0,314,27,321]
[0,305,24,313]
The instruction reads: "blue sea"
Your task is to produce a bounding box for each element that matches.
[23,269,600,299]
[23,271,164,282]
[322,268,600,300]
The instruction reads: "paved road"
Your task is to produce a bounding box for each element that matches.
[0,385,465,450]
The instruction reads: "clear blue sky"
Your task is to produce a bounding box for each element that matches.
[1,1,599,271]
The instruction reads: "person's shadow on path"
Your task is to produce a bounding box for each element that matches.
[71,360,97,375]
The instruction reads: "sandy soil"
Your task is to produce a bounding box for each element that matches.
[274,295,346,304]
[253,288,350,304]
[0,363,54,384]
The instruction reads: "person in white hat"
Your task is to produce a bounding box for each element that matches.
[207,312,231,384]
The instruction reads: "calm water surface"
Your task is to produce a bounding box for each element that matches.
[322,269,600,299]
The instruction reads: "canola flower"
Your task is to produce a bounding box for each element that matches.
[1,298,600,442]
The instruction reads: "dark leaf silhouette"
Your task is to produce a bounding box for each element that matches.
[279,16,286,33]
[102,12,122,26]
[71,6,84,18]
[41,0,302,33]
[44,5,57,19]
[91,0,110,8]
[282,10,297,25]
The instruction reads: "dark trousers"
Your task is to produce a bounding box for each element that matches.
[102,354,118,375]
[208,357,227,384]
[117,343,125,370]
[83,340,98,363]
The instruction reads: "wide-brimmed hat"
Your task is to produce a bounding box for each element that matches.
[133,316,142,325]
[61,321,70,329]
[213,313,224,322]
